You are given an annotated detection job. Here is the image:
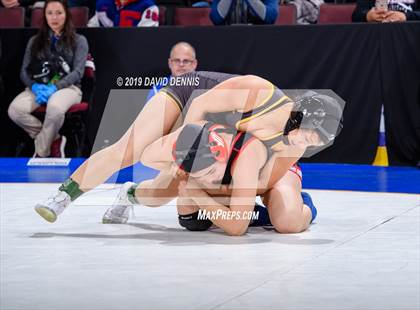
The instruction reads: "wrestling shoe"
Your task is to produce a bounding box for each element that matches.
[249,203,273,227]
[301,191,317,223]
[102,182,137,224]
[34,190,71,223]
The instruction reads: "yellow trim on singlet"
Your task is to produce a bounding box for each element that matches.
[235,95,290,129]
[159,89,183,112]
[270,140,286,149]
[260,131,284,141]
[236,83,274,115]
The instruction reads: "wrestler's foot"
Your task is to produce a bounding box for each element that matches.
[102,182,137,224]
[301,191,317,223]
[249,203,273,227]
[34,190,71,223]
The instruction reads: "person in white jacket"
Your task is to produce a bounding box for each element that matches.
[87,0,159,27]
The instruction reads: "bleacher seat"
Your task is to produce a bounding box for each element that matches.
[0,7,25,28]
[68,6,89,27]
[159,6,167,25]
[275,4,297,25]
[173,7,212,26]
[318,4,356,24]
[155,0,188,5]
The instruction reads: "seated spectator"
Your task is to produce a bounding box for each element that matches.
[210,0,278,24]
[8,0,89,158]
[147,41,198,101]
[88,0,159,27]
[1,0,37,27]
[352,0,420,22]
[286,0,324,24]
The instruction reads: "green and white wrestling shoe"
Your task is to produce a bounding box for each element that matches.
[34,190,72,223]
[102,182,137,224]
[34,178,84,223]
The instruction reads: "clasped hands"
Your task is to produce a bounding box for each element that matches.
[31,83,58,105]
[367,8,407,23]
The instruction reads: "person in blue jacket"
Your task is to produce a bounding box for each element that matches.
[210,0,278,25]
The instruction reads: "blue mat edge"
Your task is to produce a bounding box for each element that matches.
[0,158,419,194]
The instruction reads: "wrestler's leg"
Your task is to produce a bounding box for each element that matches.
[104,172,255,230]
[135,171,183,207]
[176,197,212,231]
[102,171,182,224]
[73,94,181,191]
[176,197,200,215]
[262,170,312,233]
[34,94,181,223]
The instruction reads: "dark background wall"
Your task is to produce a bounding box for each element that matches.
[1,23,419,165]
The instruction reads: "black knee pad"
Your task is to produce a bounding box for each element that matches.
[178,211,212,231]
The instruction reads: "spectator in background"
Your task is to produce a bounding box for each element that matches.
[1,0,95,12]
[147,42,198,101]
[210,0,278,24]
[1,0,37,27]
[286,0,324,24]
[88,0,159,27]
[8,0,88,158]
[1,0,35,8]
[352,0,420,22]
[1,0,95,25]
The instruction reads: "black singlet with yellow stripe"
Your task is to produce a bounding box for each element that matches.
[159,71,236,112]
[159,71,293,150]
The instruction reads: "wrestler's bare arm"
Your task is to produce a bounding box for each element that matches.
[181,139,266,236]
[257,152,301,193]
[184,75,273,124]
[135,171,184,207]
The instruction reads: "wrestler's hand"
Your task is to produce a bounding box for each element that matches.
[169,163,188,179]
[176,169,188,179]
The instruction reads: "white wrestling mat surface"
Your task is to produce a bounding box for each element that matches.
[1,183,419,310]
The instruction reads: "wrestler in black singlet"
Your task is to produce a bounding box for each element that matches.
[159,71,293,150]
